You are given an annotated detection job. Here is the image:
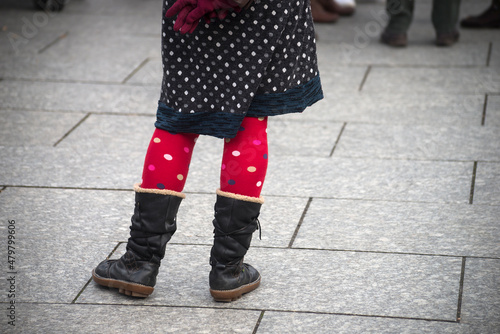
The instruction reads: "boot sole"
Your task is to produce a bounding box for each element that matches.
[210,276,261,302]
[92,269,154,298]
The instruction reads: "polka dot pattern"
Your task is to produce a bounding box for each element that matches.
[159,0,319,121]
[220,117,269,198]
[141,128,199,192]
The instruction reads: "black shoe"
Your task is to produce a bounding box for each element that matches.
[380,31,408,47]
[209,260,261,302]
[92,250,158,297]
[461,2,500,28]
[92,184,184,297]
[436,30,460,47]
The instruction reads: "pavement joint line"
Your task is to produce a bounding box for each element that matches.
[357,63,495,69]
[53,112,91,147]
[252,311,265,334]
[288,197,313,248]
[38,31,68,54]
[163,243,500,261]
[322,156,500,163]
[469,161,478,205]
[66,302,461,324]
[121,57,151,84]
[329,122,346,157]
[72,242,125,303]
[456,257,466,322]
[0,300,463,324]
[358,65,371,91]
[486,42,492,67]
[5,184,500,207]
[285,246,500,261]
[0,77,158,87]
[481,94,488,126]
[71,278,93,304]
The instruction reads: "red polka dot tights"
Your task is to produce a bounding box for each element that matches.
[140,117,268,198]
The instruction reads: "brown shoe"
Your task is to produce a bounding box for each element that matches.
[317,0,355,16]
[436,30,460,47]
[380,31,408,47]
[311,0,339,23]
[461,2,500,28]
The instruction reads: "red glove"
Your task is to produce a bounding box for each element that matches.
[166,0,241,34]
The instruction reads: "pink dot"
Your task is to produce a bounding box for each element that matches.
[184,147,190,153]
[148,164,155,171]
[253,140,261,145]
[221,164,226,170]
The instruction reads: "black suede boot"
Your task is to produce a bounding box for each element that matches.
[92,184,184,297]
[209,190,263,302]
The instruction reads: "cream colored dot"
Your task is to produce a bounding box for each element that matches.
[153,137,161,143]
[225,138,231,143]
[258,117,265,121]
[177,174,184,181]
[232,150,240,157]
[247,166,257,172]
[164,154,173,161]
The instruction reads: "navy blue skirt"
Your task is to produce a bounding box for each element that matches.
[156,0,323,138]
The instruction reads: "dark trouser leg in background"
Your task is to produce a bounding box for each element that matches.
[381,0,414,46]
[432,0,461,46]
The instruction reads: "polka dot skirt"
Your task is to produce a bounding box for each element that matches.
[156,0,324,138]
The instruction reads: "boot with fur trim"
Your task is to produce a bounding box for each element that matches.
[92,184,184,297]
[209,189,263,302]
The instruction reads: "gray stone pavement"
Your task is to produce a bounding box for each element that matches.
[0,0,499,332]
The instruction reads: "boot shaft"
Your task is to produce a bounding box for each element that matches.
[210,191,262,266]
[127,185,184,263]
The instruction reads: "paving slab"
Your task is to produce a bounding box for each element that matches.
[257,311,465,334]
[0,146,144,189]
[0,110,85,147]
[315,65,368,93]
[0,29,67,56]
[485,94,500,127]
[294,199,500,258]
[334,123,500,161]
[252,157,473,203]
[126,57,163,85]
[0,32,159,83]
[0,187,134,303]
[0,80,159,114]
[473,162,500,206]
[317,41,490,67]
[285,92,485,126]
[175,193,309,248]
[79,244,462,322]
[2,303,260,333]
[362,67,500,94]
[460,258,500,332]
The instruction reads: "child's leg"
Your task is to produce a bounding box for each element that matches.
[220,117,268,198]
[141,128,199,192]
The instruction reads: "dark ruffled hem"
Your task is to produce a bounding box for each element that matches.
[155,75,323,138]
[247,75,324,117]
[155,105,245,139]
